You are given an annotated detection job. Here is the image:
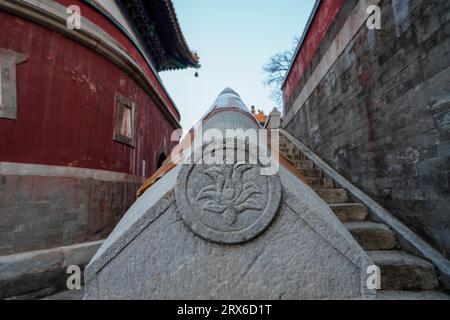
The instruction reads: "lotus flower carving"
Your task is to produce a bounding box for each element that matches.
[195,163,263,227]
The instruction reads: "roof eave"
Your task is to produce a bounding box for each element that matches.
[163,0,200,69]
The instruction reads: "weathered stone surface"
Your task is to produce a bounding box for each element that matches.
[281,130,450,293]
[0,240,102,299]
[330,203,368,222]
[85,164,374,299]
[294,160,314,169]
[62,241,104,267]
[8,286,58,300]
[0,249,64,298]
[285,153,307,161]
[0,173,137,255]
[298,168,323,178]
[345,222,397,250]
[368,250,439,290]
[377,290,450,300]
[266,108,281,129]
[283,0,450,259]
[305,177,334,189]
[42,288,85,300]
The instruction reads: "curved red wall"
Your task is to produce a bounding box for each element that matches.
[56,0,181,120]
[0,10,176,176]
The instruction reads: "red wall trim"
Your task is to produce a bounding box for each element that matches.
[283,0,345,103]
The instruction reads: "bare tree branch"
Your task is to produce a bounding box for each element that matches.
[263,37,300,107]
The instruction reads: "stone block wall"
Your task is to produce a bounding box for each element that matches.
[283,0,450,258]
[0,172,138,255]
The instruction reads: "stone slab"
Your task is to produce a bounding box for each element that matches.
[84,164,374,299]
[377,290,450,300]
[0,240,102,299]
[368,250,439,290]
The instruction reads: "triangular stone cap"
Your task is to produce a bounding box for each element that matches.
[84,88,375,299]
[84,160,375,299]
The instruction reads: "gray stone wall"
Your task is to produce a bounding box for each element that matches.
[0,174,138,255]
[284,0,450,258]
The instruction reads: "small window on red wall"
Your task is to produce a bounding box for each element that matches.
[0,48,27,120]
[114,94,136,147]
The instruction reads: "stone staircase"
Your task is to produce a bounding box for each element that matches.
[278,133,450,300]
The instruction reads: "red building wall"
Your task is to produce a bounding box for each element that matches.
[55,0,181,119]
[0,5,180,255]
[0,10,175,175]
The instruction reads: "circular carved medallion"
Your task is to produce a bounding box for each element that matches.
[175,143,281,244]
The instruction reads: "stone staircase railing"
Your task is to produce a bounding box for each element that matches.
[278,128,450,298]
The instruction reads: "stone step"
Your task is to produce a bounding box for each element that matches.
[286,156,309,162]
[279,149,293,156]
[305,177,334,188]
[345,222,397,250]
[377,290,450,300]
[291,154,307,161]
[315,189,349,204]
[367,251,439,291]
[299,168,323,178]
[294,160,314,169]
[41,288,85,300]
[279,142,293,148]
[279,147,303,155]
[292,154,308,161]
[280,149,303,157]
[0,240,103,299]
[329,203,368,222]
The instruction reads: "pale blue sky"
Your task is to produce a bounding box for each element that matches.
[160,0,316,131]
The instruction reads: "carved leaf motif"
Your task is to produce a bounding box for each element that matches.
[232,164,253,182]
[203,167,224,180]
[234,198,263,213]
[196,185,219,202]
[223,207,237,227]
[195,164,265,227]
[235,182,262,205]
[202,200,227,214]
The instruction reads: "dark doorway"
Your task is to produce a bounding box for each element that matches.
[157,153,167,169]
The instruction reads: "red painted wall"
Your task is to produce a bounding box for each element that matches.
[0,10,176,177]
[283,0,345,104]
[56,0,180,120]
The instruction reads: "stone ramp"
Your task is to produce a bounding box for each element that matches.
[83,89,375,300]
[82,88,450,300]
[83,147,374,299]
